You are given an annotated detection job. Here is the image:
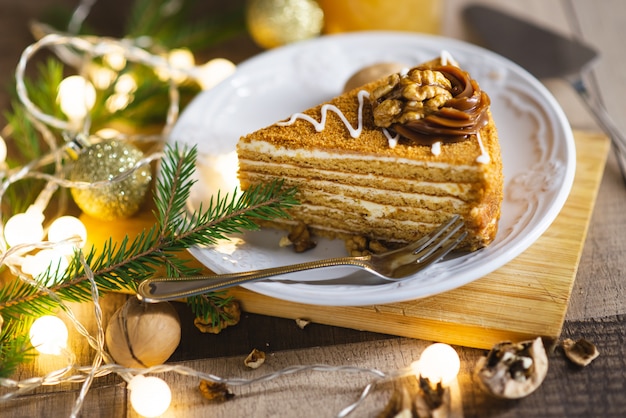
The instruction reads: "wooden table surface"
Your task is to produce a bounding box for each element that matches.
[1,0,625,417]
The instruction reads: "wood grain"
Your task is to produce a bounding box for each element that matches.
[228,131,610,349]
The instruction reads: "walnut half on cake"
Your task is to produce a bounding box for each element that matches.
[237,53,503,252]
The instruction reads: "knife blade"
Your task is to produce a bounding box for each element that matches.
[463,4,598,80]
[464,4,626,185]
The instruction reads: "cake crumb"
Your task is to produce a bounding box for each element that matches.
[278,235,292,247]
[561,338,599,366]
[295,318,311,329]
[244,348,266,369]
[199,380,234,402]
[345,235,390,256]
[288,222,317,253]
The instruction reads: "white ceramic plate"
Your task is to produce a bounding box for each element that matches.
[168,32,576,306]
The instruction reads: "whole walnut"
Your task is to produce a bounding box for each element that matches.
[105,297,181,368]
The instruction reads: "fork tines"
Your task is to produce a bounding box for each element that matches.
[414,215,466,263]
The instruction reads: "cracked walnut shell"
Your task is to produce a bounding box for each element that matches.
[561,338,599,366]
[474,337,548,399]
[244,348,266,369]
[199,380,234,402]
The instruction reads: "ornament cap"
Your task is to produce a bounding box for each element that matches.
[63,133,92,160]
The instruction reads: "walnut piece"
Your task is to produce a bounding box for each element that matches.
[371,68,453,128]
[199,380,234,402]
[295,318,311,329]
[561,338,599,366]
[414,376,450,416]
[377,379,451,418]
[286,222,317,253]
[194,300,241,334]
[345,235,389,256]
[244,348,266,369]
[377,385,413,418]
[474,337,548,399]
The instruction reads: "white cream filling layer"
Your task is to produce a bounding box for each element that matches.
[240,159,472,197]
[238,141,479,171]
[242,167,468,221]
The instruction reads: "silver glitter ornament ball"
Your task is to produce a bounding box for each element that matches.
[70,139,152,221]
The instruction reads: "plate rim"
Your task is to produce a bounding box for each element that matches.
[170,31,576,306]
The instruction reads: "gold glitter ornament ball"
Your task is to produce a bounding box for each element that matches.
[246,0,324,49]
[70,139,152,221]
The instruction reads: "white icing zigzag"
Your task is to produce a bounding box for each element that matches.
[277,90,369,138]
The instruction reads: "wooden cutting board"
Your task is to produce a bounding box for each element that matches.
[227,131,610,350]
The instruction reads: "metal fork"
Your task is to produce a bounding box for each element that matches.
[136,215,466,303]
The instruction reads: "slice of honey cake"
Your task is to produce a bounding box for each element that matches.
[237,53,503,252]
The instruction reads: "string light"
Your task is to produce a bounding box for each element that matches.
[411,343,460,385]
[29,315,69,355]
[0,135,7,164]
[3,206,45,247]
[157,47,195,83]
[57,75,97,122]
[102,48,127,71]
[21,248,70,284]
[193,57,237,90]
[47,215,88,253]
[128,375,172,417]
[87,63,117,90]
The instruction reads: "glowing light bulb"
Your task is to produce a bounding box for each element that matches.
[48,216,87,245]
[105,93,132,113]
[0,135,7,164]
[21,249,70,284]
[88,64,116,90]
[4,207,45,247]
[57,75,96,121]
[29,315,68,355]
[115,73,137,94]
[157,48,195,83]
[103,49,127,71]
[95,128,120,139]
[129,375,172,417]
[169,48,195,68]
[412,343,460,385]
[46,215,87,258]
[194,58,236,90]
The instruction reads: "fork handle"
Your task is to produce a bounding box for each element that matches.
[136,255,370,302]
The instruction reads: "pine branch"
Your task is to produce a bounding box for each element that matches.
[0,319,36,378]
[175,180,298,249]
[0,143,299,324]
[154,142,197,232]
